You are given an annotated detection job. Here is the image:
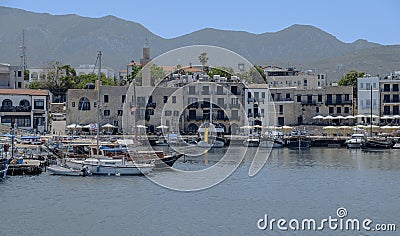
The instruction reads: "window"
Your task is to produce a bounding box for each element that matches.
[122,95,126,103]
[393,106,399,115]
[2,99,12,107]
[316,107,319,113]
[393,94,399,103]
[104,95,109,103]
[172,96,176,103]
[279,105,283,115]
[231,86,238,95]
[78,97,90,110]
[262,92,266,99]
[216,86,224,95]
[304,79,308,86]
[231,110,238,119]
[173,110,179,116]
[254,92,259,100]
[344,107,349,114]
[117,110,123,116]
[72,102,75,107]
[297,95,301,102]
[164,110,172,116]
[360,83,364,89]
[344,94,350,101]
[286,93,291,100]
[384,106,390,115]
[34,99,44,109]
[202,86,209,95]
[373,83,377,88]
[217,98,224,107]
[146,109,154,115]
[189,86,196,95]
[326,94,332,104]
[383,84,390,92]
[384,94,390,103]
[318,94,322,102]
[17,82,22,88]
[19,99,30,107]
[336,94,342,103]
[329,107,334,114]
[163,96,168,103]
[104,110,110,116]
[17,71,22,77]
[366,83,371,89]
[393,84,399,92]
[337,107,341,114]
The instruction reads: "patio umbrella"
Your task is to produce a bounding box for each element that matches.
[66,124,82,129]
[136,125,147,129]
[323,115,334,120]
[156,125,169,129]
[102,123,116,128]
[312,115,324,119]
[344,115,355,119]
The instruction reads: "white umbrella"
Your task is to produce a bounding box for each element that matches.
[323,115,334,120]
[102,123,116,128]
[355,114,366,118]
[393,115,400,119]
[381,115,393,119]
[344,115,355,119]
[312,115,324,119]
[240,125,253,129]
[335,115,344,119]
[323,126,337,130]
[136,125,147,129]
[66,124,82,129]
[156,125,168,129]
[82,124,91,129]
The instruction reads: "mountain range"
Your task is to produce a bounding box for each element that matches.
[0,6,399,81]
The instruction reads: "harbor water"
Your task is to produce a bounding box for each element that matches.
[1,147,399,235]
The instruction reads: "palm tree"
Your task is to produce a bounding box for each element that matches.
[198,52,208,71]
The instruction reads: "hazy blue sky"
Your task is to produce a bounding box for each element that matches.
[1,0,399,45]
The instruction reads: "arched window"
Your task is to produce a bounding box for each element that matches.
[78,97,91,110]
[2,99,12,107]
[19,99,30,107]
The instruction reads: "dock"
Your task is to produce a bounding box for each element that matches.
[7,159,44,176]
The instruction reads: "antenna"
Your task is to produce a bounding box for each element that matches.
[20,30,27,71]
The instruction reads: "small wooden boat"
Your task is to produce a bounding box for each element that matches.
[47,165,91,176]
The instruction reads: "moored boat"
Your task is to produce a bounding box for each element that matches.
[361,138,394,150]
[48,165,91,176]
[345,133,365,148]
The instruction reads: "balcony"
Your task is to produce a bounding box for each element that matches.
[187,115,204,121]
[188,103,199,109]
[201,102,210,109]
[383,99,400,104]
[229,103,241,108]
[301,100,317,105]
[325,100,352,105]
[0,106,32,112]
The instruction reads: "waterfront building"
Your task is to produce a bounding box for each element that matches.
[357,76,380,124]
[0,63,25,89]
[380,72,400,118]
[262,66,326,90]
[0,89,51,132]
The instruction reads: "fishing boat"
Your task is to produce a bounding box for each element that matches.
[0,158,8,179]
[287,129,310,149]
[47,165,91,176]
[361,138,394,150]
[345,133,365,148]
[260,131,284,148]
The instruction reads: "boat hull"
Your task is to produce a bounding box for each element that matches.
[48,165,90,176]
[288,139,310,149]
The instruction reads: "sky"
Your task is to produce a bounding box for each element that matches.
[1,0,399,45]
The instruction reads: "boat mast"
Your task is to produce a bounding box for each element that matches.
[370,84,372,137]
[97,51,102,158]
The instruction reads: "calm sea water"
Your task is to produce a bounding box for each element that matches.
[1,147,399,236]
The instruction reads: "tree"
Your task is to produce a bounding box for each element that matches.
[198,52,208,71]
[235,66,266,84]
[75,72,116,89]
[150,64,166,80]
[207,66,234,79]
[338,70,365,88]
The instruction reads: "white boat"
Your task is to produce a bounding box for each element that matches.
[345,133,365,148]
[393,142,400,149]
[67,158,153,175]
[48,165,91,176]
[243,136,260,147]
[259,131,284,148]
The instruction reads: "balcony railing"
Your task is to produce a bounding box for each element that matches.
[301,100,317,105]
[274,98,293,102]
[325,100,352,105]
[0,106,32,112]
[383,99,400,103]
